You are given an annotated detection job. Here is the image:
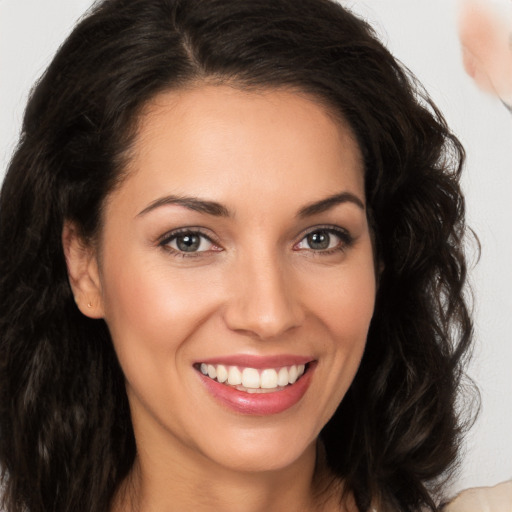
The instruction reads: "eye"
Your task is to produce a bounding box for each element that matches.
[160,230,217,254]
[295,227,351,253]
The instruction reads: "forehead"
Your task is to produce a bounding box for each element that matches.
[110,85,365,217]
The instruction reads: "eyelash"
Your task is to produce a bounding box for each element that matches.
[158,228,220,258]
[294,226,353,255]
[158,225,353,258]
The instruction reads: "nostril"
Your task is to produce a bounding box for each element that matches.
[223,304,304,340]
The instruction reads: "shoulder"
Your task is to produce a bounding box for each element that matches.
[443,480,512,512]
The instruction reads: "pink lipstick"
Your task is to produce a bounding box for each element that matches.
[195,355,315,415]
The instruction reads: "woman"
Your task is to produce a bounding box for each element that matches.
[0,0,474,511]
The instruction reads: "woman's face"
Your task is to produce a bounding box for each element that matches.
[89,86,376,473]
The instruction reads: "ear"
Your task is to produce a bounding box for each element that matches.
[62,221,105,319]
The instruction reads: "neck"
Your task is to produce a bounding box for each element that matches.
[112,440,346,512]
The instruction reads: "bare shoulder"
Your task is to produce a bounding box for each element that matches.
[443,480,512,512]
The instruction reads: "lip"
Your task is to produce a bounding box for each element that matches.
[197,354,313,369]
[197,360,316,416]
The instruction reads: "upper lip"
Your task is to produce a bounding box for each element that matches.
[196,354,314,369]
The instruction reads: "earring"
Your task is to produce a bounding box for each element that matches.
[87,302,93,309]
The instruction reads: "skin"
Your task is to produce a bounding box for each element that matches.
[64,85,376,512]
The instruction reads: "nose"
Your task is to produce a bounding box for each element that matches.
[222,251,305,340]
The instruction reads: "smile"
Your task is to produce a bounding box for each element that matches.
[195,357,315,415]
[198,363,307,393]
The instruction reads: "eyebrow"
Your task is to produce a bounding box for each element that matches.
[137,190,364,219]
[137,195,232,218]
[297,192,365,218]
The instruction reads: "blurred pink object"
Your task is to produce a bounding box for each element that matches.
[458,0,512,107]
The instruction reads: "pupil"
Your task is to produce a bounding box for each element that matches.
[177,234,200,252]
[307,231,330,250]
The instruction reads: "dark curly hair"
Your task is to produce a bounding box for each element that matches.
[0,0,474,511]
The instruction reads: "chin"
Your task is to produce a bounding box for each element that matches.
[193,421,319,474]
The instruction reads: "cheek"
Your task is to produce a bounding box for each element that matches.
[99,250,222,362]
[302,248,376,405]
[98,251,226,431]
[305,256,376,343]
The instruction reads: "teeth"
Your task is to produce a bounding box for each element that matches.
[242,368,260,388]
[261,369,278,389]
[207,364,217,380]
[216,364,228,383]
[277,367,289,387]
[199,363,307,390]
[227,366,242,386]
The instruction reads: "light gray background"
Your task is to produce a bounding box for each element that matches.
[1,0,511,496]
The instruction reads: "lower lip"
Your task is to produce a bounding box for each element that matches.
[198,364,315,415]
